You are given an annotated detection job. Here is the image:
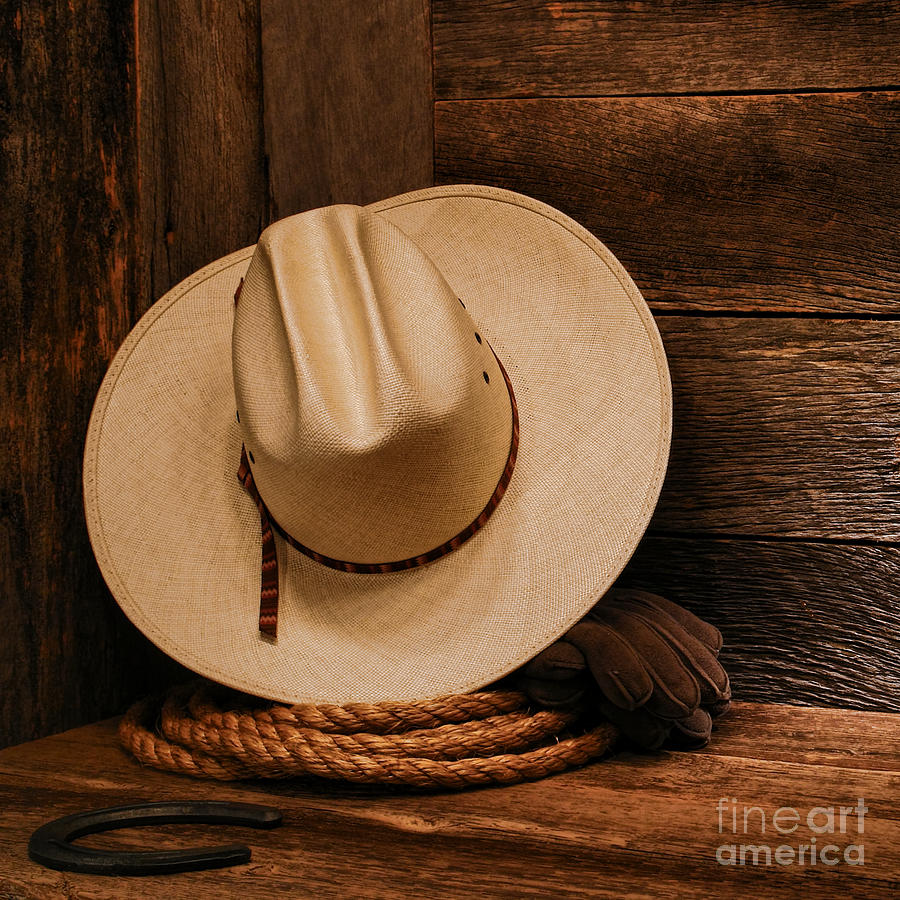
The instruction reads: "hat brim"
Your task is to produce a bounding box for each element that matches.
[83,185,671,704]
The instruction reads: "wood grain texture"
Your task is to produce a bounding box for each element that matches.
[0,0,266,750]
[1,707,898,897]
[433,0,900,99]
[652,317,900,539]
[138,0,269,299]
[691,703,900,772]
[622,536,900,711]
[260,0,433,218]
[0,0,182,751]
[435,93,900,314]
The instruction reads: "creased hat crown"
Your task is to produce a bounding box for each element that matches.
[232,205,514,565]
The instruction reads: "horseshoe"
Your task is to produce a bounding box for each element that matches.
[28,800,283,875]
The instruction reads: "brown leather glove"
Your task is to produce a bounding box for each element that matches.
[514,588,731,750]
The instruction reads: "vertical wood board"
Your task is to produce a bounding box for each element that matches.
[0,1,149,748]
[261,0,433,217]
[138,0,269,301]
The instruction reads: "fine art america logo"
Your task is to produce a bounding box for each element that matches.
[716,798,867,867]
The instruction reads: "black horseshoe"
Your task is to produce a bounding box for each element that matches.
[28,800,283,876]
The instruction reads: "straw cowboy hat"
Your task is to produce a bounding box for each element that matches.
[83,184,671,705]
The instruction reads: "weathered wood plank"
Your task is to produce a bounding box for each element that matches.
[652,318,900,540]
[433,0,900,99]
[138,0,268,299]
[0,0,170,750]
[435,93,900,314]
[260,0,433,218]
[622,536,900,711]
[693,703,900,772]
[0,0,268,751]
[1,708,898,897]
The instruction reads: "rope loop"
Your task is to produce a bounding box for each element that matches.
[119,680,619,790]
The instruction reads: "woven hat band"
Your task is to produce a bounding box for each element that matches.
[238,343,520,637]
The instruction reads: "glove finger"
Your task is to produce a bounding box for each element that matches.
[617,600,730,703]
[587,607,701,719]
[565,621,653,710]
[596,696,671,751]
[520,640,586,681]
[668,708,713,749]
[606,588,723,653]
[515,674,587,708]
[707,675,733,718]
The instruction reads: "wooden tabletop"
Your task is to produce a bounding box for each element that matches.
[1,702,897,898]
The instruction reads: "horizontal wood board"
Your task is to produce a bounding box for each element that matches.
[435,93,900,314]
[1,706,898,898]
[433,0,900,98]
[653,317,900,539]
[623,536,900,711]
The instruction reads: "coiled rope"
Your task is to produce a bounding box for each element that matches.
[119,680,619,790]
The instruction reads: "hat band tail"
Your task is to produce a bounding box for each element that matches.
[237,451,280,638]
[236,346,519,639]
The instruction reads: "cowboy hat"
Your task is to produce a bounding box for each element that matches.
[83,184,671,704]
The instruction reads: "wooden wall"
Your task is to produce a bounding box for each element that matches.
[433,0,900,711]
[0,1,159,751]
[0,0,431,748]
[137,0,431,291]
[4,0,899,747]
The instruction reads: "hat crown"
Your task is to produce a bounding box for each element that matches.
[232,205,514,564]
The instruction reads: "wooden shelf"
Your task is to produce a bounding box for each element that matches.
[1,702,897,897]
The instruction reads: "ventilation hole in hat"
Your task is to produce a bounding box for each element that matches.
[458,297,466,309]
[483,371,490,384]
[236,410,240,423]
[475,332,482,344]
[248,449,255,464]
